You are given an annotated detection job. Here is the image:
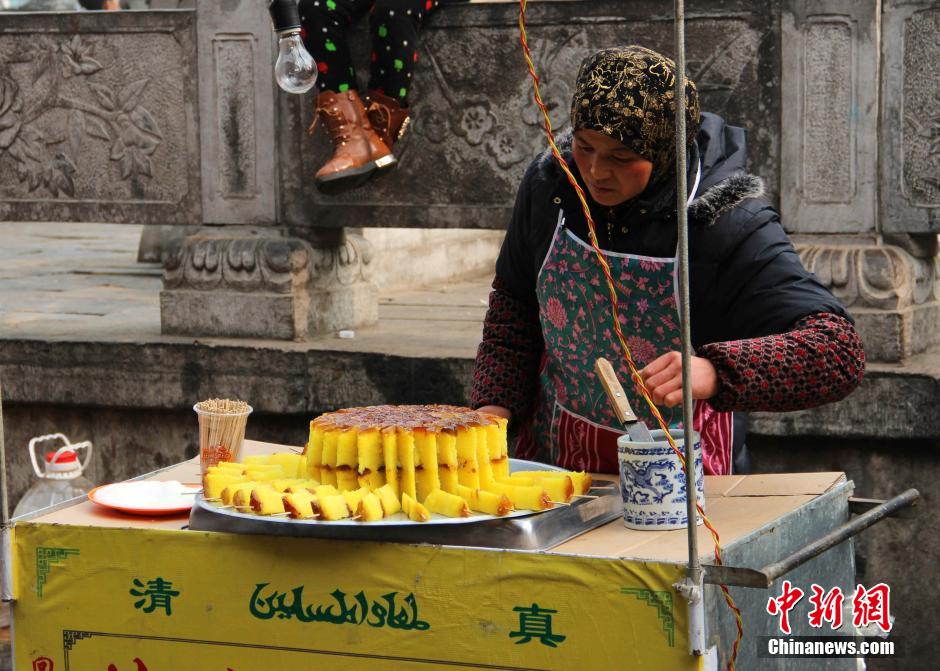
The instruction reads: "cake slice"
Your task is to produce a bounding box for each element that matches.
[456,484,513,516]
[341,486,371,515]
[484,482,552,511]
[382,428,400,500]
[511,470,593,495]
[320,429,338,487]
[318,494,351,520]
[424,489,470,518]
[436,430,459,493]
[456,425,480,488]
[373,484,401,516]
[414,428,441,502]
[250,488,286,515]
[357,428,386,490]
[306,423,325,480]
[335,428,360,491]
[202,472,248,500]
[475,425,495,488]
[401,492,430,522]
[485,422,509,480]
[397,429,417,500]
[499,474,574,503]
[356,492,385,521]
[283,490,317,519]
[221,481,263,507]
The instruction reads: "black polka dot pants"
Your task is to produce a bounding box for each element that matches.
[298,0,441,105]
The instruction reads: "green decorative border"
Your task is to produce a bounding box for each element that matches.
[621,587,675,647]
[61,630,547,671]
[36,547,80,598]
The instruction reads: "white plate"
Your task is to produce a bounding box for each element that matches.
[89,481,201,515]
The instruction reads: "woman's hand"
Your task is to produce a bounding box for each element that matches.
[476,405,512,420]
[639,352,719,408]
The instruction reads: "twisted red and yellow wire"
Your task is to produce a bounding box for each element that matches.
[518,1,743,667]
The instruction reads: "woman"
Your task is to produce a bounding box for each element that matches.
[470,46,865,476]
[298,0,443,193]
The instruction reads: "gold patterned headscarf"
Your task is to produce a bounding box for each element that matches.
[571,46,700,184]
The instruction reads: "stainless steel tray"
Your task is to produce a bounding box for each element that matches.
[188,459,621,551]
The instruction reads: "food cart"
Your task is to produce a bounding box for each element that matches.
[0,3,921,669]
[7,438,917,671]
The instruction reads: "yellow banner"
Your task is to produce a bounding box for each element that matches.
[14,523,701,671]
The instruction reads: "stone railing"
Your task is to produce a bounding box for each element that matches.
[1,0,937,360]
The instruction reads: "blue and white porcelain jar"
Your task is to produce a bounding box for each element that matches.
[616,429,705,530]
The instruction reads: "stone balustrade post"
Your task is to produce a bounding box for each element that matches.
[155,0,378,339]
[781,0,939,362]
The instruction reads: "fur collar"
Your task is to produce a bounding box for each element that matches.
[688,173,765,225]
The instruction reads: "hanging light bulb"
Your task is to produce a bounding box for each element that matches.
[269,0,318,94]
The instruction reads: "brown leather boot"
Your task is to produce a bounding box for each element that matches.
[311,89,396,194]
[364,89,411,151]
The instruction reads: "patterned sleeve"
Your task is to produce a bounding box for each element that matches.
[698,312,865,412]
[470,278,544,421]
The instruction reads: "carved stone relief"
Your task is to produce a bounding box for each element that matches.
[881,1,940,233]
[197,0,277,225]
[795,241,938,311]
[309,233,375,290]
[163,236,312,294]
[0,35,168,198]
[0,12,199,224]
[901,8,940,207]
[161,231,378,339]
[802,18,854,203]
[214,37,257,199]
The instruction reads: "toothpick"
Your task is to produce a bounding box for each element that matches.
[548,500,571,506]
[572,494,599,499]
[350,515,362,520]
[269,512,291,517]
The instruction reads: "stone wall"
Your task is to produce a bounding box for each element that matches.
[0,10,201,225]
[280,0,781,229]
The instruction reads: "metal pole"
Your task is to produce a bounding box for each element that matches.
[673,0,705,656]
[0,375,12,602]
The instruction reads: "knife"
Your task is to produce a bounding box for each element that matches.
[594,357,655,443]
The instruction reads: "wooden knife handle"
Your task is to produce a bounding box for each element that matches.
[594,357,639,424]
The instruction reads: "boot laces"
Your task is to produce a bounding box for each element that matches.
[311,105,353,145]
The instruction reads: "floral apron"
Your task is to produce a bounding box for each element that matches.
[516,183,734,475]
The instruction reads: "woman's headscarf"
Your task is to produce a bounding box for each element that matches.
[570,46,700,187]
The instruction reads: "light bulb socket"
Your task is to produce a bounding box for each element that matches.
[269,0,302,33]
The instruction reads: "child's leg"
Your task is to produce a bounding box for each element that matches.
[367,0,440,105]
[299,0,375,94]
